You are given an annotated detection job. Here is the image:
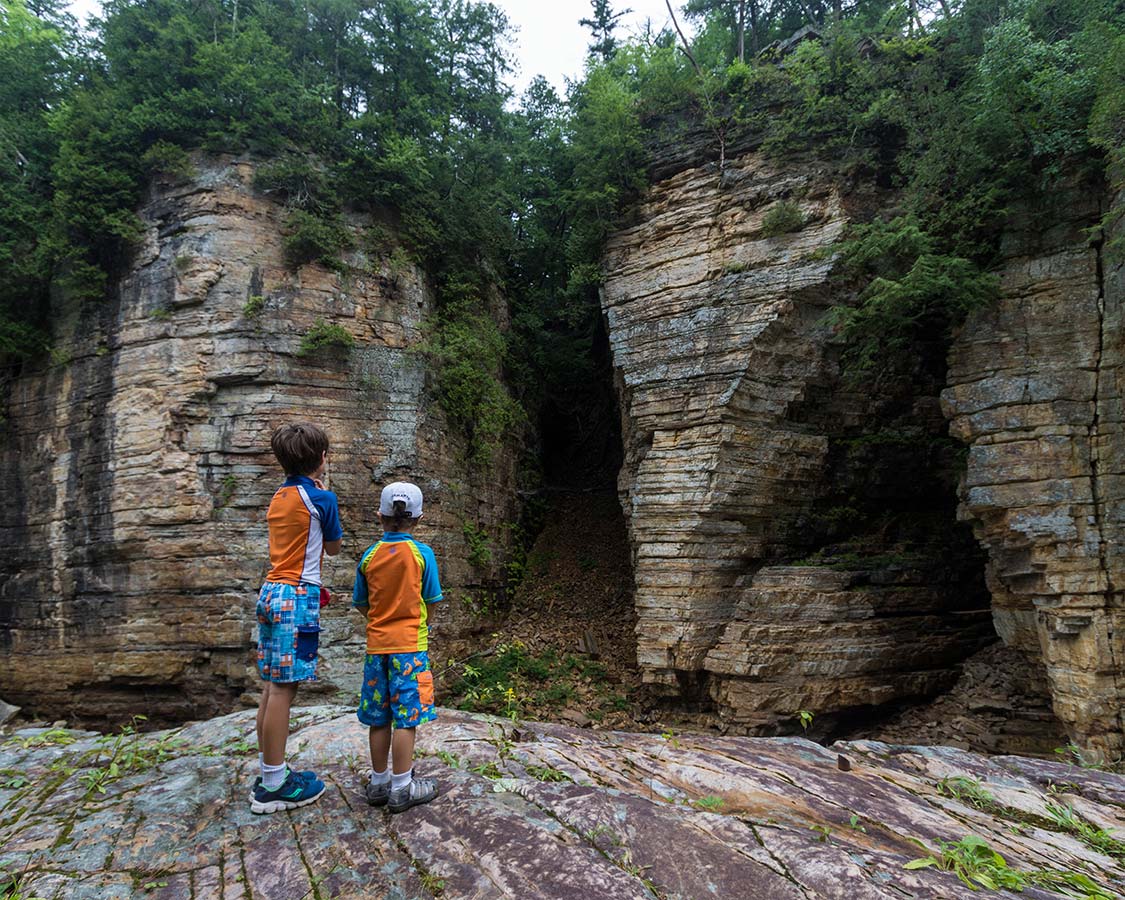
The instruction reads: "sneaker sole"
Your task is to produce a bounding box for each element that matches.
[250,784,326,815]
[388,788,438,814]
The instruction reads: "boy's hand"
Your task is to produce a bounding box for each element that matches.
[313,478,326,490]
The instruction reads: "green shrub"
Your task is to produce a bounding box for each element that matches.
[140,141,195,180]
[827,217,998,378]
[242,295,265,317]
[421,289,523,464]
[0,316,50,363]
[760,201,804,237]
[282,210,353,270]
[462,521,492,568]
[254,154,335,211]
[297,320,354,357]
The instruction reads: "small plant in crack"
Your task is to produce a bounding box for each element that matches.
[525,764,570,783]
[584,824,624,847]
[936,776,997,811]
[417,871,446,895]
[1044,801,1125,860]
[905,834,1115,897]
[469,761,503,780]
[435,750,461,769]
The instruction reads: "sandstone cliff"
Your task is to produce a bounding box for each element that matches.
[0,158,521,724]
[943,176,1125,757]
[602,152,994,738]
[2,707,1122,899]
[603,147,1123,753]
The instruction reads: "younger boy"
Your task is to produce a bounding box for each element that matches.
[251,422,343,814]
[353,482,442,813]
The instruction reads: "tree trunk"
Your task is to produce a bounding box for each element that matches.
[737,0,746,63]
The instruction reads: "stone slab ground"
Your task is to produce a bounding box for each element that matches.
[1,707,1123,899]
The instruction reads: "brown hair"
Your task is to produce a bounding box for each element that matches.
[380,501,417,528]
[270,422,329,476]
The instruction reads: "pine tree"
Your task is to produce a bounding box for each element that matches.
[580,0,631,61]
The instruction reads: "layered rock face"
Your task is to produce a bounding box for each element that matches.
[603,154,846,691]
[943,178,1125,756]
[604,141,1123,751]
[603,151,992,733]
[0,158,519,724]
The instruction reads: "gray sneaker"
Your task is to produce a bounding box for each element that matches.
[364,778,390,806]
[388,773,438,813]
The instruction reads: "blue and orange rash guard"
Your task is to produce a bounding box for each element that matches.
[352,533,443,654]
[265,475,343,587]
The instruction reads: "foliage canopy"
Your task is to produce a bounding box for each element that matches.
[0,0,1122,441]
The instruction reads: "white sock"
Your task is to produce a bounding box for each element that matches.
[262,761,287,790]
[390,769,412,792]
[370,768,391,786]
[258,753,264,777]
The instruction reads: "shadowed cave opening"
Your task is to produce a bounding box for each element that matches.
[512,310,1070,754]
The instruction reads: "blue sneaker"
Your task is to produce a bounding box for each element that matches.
[249,770,316,803]
[250,769,325,814]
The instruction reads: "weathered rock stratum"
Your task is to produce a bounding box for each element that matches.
[0,157,519,724]
[2,708,1123,899]
[602,152,992,735]
[603,144,1124,753]
[943,178,1125,757]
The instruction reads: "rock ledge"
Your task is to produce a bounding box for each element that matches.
[2,707,1123,899]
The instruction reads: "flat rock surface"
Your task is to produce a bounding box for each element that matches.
[2,707,1123,899]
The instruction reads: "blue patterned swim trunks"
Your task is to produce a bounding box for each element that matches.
[357,652,436,729]
[256,581,320,683]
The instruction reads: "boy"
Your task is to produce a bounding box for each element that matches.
[353,482,442,813]
[250,422,343,814]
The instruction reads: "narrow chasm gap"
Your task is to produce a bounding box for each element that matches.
[442,310,646,730]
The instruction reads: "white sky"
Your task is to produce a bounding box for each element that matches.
[65,0,691,97]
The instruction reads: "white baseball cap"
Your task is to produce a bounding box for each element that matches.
[379,482,423,517]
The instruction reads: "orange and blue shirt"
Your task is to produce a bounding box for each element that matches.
[264,475,343,587]
[352,532,443,654]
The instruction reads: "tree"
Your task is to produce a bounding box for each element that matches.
[0,0,77,356]
[580,0,632,61]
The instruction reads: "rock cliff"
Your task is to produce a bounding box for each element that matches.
[943,176,1125,757]
[2,708,1123,899]
[603,147,1123,752]
[602,151,993,736]
[0,158,520,724]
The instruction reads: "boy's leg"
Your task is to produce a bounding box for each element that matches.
[385,653,438,813]
[390,726,416,775]
[256,681,271,752]
[261,681,298,766]
[370,724,392,772]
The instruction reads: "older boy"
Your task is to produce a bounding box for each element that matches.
[250,422,343,814]
[353,482,442,813]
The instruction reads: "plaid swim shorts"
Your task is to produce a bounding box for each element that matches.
[256,581,321,683]
[357,652,436,729]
